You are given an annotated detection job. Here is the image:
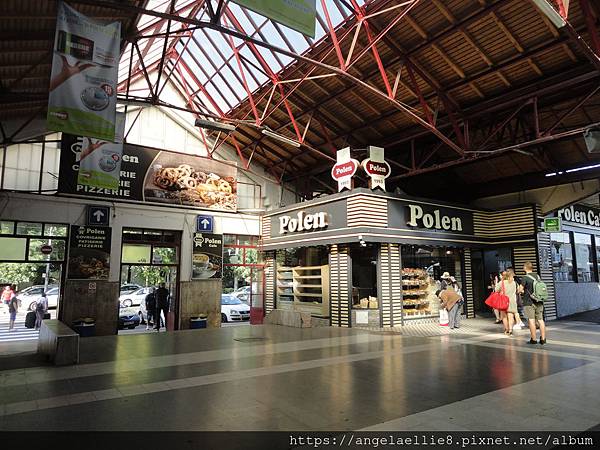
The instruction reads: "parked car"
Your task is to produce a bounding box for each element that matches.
[231,286,251,303]
[120,283,141,295]
[119,287,151,307]
[118,306,141,329]
[18,285,59,311]
[221,294,250,322]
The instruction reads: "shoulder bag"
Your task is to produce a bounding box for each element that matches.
[484,281,509,311]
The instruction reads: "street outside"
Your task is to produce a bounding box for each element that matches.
[0,307,58,355]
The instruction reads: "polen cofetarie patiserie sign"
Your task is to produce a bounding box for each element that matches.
[331,146,391,192]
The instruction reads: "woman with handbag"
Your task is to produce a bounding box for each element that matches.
[494,271,518,335]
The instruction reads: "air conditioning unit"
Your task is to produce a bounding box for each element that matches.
[583,129,600,153]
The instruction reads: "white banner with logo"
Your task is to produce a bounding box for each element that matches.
[331,147,359,192]
[47,1,120,141]
[362,146,391,191]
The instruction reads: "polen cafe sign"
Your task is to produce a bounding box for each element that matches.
[331,146,391,192]
[557,204,600,228]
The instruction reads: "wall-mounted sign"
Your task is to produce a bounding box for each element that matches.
[543,217,562,233]
[87,205,110,226]
[279,211,328,234]
[192,233,223,279]
[196,215,214,233]
[406,204,464,232]
[331,147,359,192]
[59,135,238,212]
[40,245,53,255]
[68,225,111,280]
[361,146,390,191]
[557,204,600,228]
[47,1,120,141]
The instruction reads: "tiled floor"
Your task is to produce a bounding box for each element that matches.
[1,315,600,431]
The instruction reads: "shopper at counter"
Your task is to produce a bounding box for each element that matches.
[436,288,462,329]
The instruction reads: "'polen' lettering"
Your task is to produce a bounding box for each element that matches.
[279,211,328,234]
[407,204,462,232]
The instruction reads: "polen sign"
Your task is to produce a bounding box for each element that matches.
[361,146,390,191]
[279,211,328,234]
[331,147,359,192]
[331,146,391,192]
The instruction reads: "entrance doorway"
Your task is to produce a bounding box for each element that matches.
[471,247,513,315]
[0,221,68,350]
[222,234,262,326]
[118,228,180,334]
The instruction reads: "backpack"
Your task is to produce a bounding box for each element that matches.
[36,298,46,312]
[526,274,548,302]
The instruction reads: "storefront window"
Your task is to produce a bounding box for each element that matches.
[401,246,463,319]
[222,234,262,302]
[152,247,177,265]
[16,222,42,236]
[28,239,66,261]
[1,221,15,235]
[351,244,378,309]
[574,233,595,282]
[596,236,600,281]
[551,232,574,282]
[275,246,328,312]
[44,224,68,237]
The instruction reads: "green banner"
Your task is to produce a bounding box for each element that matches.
[233,0,316,37]
[47,1,120,141]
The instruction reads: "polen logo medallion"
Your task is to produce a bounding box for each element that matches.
[331,147,359,192]
[361,146,390,191]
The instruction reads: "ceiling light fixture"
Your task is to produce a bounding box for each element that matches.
[545,163,600,177]
[261,129,301,148]
[194,118,236,132]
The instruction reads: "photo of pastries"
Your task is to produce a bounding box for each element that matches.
[143,152,237,211]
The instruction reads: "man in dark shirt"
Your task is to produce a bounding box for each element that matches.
[155,283,170,332]
[519,262,547,345]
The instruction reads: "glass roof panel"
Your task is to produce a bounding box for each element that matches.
[118,0,366,117]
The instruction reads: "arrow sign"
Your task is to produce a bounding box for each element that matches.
[87,206,110,226]
[196,215,214,233]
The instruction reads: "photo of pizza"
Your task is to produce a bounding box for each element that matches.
[143,152,237,211]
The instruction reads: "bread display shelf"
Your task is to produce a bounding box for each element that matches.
[276,265,329,316]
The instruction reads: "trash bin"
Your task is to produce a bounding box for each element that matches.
[190,315,207,329]
[72,318,96,337]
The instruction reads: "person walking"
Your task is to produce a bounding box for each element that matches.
[8,287,19,331]
[34,292,48,330]
[495,271,518,336]
[437,288,462,329]
[519,262,547,345]
[155,283,170,332]
[144,287,156,331]
[2,285,15,315]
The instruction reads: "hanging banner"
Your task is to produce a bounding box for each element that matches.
[362,146,391,191]
[77,113,125,190]
[47,1,121,141]
[59,135,238,212]
[331,147,359,192]
[232,0,316,38]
